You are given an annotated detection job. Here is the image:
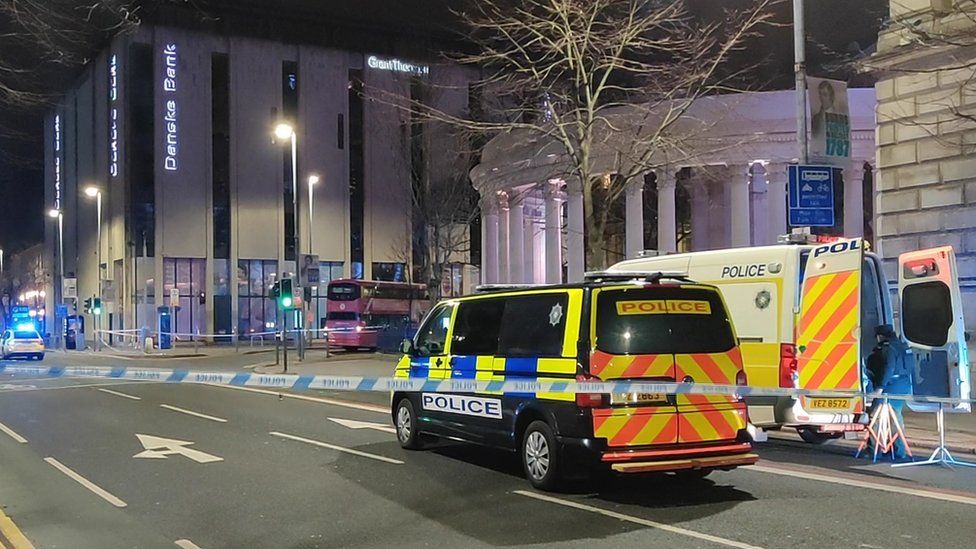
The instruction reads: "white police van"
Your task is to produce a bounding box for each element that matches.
[611,235,970,443]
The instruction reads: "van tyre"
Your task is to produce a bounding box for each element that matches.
[395,398,424,450]
[797,427,842,444]
[522,420,561,491]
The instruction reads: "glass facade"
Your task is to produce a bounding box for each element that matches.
[372,262,406,282]
[237,259,278,335]
[348,69,365,279]
[128,43,155,258]
[162,258,207,336]
[282,60,299,261]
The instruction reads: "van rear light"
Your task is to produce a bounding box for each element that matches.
[735,369,748,386]
[575,373,609,408]
[779,343,798,388]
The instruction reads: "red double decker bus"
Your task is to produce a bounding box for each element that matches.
[325,279,429,351]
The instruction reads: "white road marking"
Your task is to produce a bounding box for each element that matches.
[0,420,28,443]
[133,434,223,464]
[328,417,396,434]
[745,464,976,507]
[514,490,761,549]
[160,404,227,423]
[269,431,403,464]
[174,540,202,549]
[44,457,127,508]
[206,383,387,413]
[97,387,142,400]
[0,380,154,393]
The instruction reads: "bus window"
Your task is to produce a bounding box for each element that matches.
[328,283,360,301]
[327,311,358,321]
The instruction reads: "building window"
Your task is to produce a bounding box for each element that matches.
[162,258,206,336]
[372,262,406,282]
[237,259,278,335]
[282,61,299,261]
[348,69,365,279]
[128,42,155,257]
[212,53,231,260]
[440,263,465,298]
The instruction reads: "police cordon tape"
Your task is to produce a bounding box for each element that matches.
[0,364,972,406]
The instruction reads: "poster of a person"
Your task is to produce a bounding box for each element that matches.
[808,77,851,161]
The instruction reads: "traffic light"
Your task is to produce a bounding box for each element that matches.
[279,277,294,309]
[83,297,93,314]
[92,297,102,315]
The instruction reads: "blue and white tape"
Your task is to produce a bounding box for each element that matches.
[0,364,972,406]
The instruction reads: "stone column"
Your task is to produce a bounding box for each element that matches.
[844,161,866,237]
[508,192,525,283]
[766,163,788,242]
[497,192,510,283]
[544,180,563,284]
[657,171,677,253]
[689,169,710,251]
[565,177,585,282]
[625,174,645,258]
[480,195,499,284]
[523,215,535,284]
[730,165,752,247]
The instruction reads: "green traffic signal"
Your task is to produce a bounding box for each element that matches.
[281,296,293,308]
[93,297,102,315]
[279,277,294,309]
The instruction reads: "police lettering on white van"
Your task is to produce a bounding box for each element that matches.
[421,393,503,419]
[721,264,767,278]
[812,239,860,258]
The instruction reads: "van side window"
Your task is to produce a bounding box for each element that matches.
[452,298,504,355]
[414,304,453,356]
[497,293,569,357]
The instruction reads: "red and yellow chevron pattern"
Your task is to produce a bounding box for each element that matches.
[590,350,673,380]
[593,408,678,446]
[797,270,860,391]
[678,409,748,443]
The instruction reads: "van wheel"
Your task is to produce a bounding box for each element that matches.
[395,398,424,450]
[522,420,561,491]
[797,427,842,444]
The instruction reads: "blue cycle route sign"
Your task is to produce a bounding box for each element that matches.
[788,165,835,227]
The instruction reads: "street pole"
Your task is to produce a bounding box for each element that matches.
[290,134,305,362]
[794,0,808,164]
[96,191,102,351]
[57,212,64,350]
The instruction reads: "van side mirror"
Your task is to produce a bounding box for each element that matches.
[400,338,414,355]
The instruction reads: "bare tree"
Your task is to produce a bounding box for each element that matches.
[373,0,776,269]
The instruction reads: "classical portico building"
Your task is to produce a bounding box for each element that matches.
[470,89,877,284]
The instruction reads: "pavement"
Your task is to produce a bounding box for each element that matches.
[3,367,976,548]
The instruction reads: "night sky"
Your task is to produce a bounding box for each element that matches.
[0,0,886,256]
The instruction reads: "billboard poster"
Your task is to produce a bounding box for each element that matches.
[808,77,851,163]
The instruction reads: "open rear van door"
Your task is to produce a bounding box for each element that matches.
[898,247,971,413]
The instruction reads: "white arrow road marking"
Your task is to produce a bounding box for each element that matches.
[514,490,762,549]
[328,417,396,434]
[45,457,127,508]
[175,539,202,549]
[134,434,223,463]
[159,404,227,423]
[0,420,27,443]
[269,431,403,464]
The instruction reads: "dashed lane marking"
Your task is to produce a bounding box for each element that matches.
[175,540,202,549]
[269,431,403,464]
[97,388,142,400]
[205,383,388,414]
[159,404,228,423]
[745,464,976,507]
[514,490,762,548]
[0,421,27,444]
[44,457,127,508]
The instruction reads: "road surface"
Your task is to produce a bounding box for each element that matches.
[2,359,976,548]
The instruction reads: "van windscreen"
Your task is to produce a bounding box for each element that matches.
[595,287,735,355]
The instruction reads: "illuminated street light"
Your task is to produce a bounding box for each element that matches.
[274,122,294,141]
[48,208,60,218]
[84,185,99,197]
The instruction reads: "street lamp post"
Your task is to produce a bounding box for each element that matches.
[307,174,319,254]
[48,208,64,349]
[274,122,304,361]
[85,186,102,351]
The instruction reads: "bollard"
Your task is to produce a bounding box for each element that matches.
[234,327,239,353]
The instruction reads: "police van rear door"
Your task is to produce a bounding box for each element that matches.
[898,247,971,412]
[796,238,864,414]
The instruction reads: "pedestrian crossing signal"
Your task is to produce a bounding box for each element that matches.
[93,297,102,315]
